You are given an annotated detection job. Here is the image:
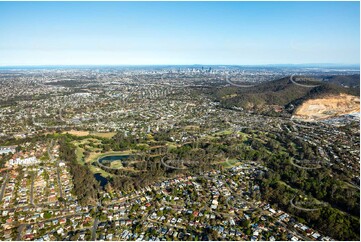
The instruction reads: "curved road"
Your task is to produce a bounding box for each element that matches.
[290,74,320,88]
[290,196,325,212]
[161,157,188,170]
[289,158,322,170]
[225,75,255,88]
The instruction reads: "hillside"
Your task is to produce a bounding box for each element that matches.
[323,74,360,88]
[212,75,360,117]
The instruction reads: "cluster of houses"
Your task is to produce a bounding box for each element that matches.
[0,201,93,241]
[0,165,83,240]
[85,162,331,241]
[0,146,339,241]
[18,204,92,241]
[34,168,49,204]
[293,223,331,241]
[0,141,82,240]
[0,146,16,155]
[1,169,19,208]
[292,121,359,182]
[8,156,40,166]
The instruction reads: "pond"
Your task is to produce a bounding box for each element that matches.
[98,155,131,164]
[94,154,133,188]
[94,173,108,188]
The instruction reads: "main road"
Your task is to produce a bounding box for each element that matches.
[48,140,63,199]
[91,201,102,241]
[0,173,9,203]
[30,173,35,206]
[91,216,99,241]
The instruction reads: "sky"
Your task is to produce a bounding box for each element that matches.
[0,1,359,66]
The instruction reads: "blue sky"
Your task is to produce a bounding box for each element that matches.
[0,1,359,66]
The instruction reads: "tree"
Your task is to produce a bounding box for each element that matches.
[240,219,250,228]
[44,211,52,219]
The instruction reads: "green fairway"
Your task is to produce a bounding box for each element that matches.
[220,158,240,168]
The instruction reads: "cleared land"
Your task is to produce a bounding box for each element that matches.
[63,130,116,138]
[293,94,360,121]
[63,130,90,136]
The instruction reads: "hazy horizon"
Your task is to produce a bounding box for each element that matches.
[0,1,359,66]
[0,63,359,68]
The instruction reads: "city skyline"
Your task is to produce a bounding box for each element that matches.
[0,1,360,66]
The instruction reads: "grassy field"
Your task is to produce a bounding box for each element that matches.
[71,138,103,163]
[90,132,117,138]
[89,165,113,178]
[85,152,99,163]
[95,150,133,159]
[71,137,101,146]
[110,160,123,169]
[220,158,240,168]
[184,125,200,130]
[75,147,85,164]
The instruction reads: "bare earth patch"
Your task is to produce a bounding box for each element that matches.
[292,94,360,121]
[63,130,90,136]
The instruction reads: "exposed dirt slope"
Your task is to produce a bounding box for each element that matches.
[292,94,360,121]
